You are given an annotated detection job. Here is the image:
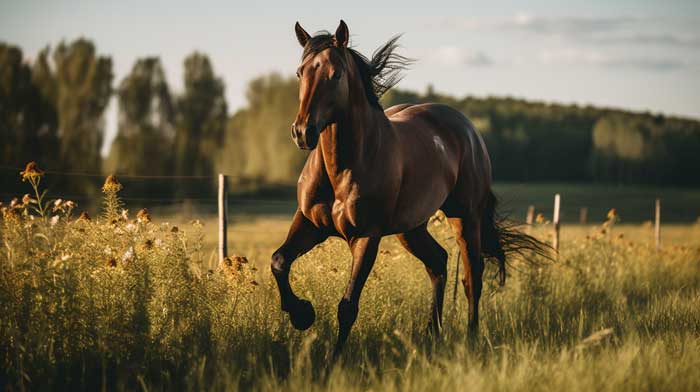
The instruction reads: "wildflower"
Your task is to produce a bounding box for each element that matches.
[222,255,248,273]
[9,198,19,208]
[136,208,151,223]
[120,209,129,221]
[20,161,44,181]
[607,208,617,220]
[121,246,135,263]
[22,194,33,205]
[77,211,91,221]
[102,175,123,193]
[50,215,59,226]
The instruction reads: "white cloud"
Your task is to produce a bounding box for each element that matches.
[537,48,685,71]
[432,46,493,67]
[431,14,700,49]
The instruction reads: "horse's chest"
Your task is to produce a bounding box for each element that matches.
[301,186,377,238]
[331,193,363,236]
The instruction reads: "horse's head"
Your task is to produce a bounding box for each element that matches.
[291,20,351,150]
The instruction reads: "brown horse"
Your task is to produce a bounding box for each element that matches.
[271,20,548,358]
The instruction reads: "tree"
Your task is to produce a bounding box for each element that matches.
[0,43,59,193]
[107,58,174,173]
[174,52,227,195]
[51,39,113,180]
[105,57,175,195]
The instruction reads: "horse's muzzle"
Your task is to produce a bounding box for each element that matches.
[291,122,319,150]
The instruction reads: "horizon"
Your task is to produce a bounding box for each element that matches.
[1,0,699,155]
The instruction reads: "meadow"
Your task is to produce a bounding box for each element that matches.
[2,172,700,391]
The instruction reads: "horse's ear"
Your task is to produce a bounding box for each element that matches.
[295,22,310,48]
[334,20,349,48]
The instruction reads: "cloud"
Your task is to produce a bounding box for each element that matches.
[599,33,700,48]
[504,13,636,35]
[432,46,493,67]
[538,48,685,71]
[431,14,700,48]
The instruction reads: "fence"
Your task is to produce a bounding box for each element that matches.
[2,164,696,264]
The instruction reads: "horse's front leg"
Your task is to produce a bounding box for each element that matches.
[333,236,381,359]
[271,209,327,330]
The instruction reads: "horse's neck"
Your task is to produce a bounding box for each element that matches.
[319,105,388,183]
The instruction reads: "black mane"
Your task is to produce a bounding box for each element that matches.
[302,32,412,108]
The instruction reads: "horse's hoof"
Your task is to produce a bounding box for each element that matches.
[289,299,315,330]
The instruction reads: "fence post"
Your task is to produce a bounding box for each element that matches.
[553,194,561,251]
[579,207,588,225]
[654,198,661,250]
[218,174,228,263]
[525,205,535,234]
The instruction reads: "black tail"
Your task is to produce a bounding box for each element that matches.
[481,191,552,285]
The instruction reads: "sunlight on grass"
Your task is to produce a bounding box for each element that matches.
[1,167,699,390]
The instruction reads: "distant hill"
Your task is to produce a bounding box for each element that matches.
[381,88,700,186]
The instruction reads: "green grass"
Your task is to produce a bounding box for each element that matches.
[491,182,700,224]
[2,180,700,391]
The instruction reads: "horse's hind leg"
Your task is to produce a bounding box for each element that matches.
[396,223,448,336]
[448,216,484,335]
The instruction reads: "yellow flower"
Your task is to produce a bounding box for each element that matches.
[102,175,123,193]
[20,161,44,181]
[136,208,151,223]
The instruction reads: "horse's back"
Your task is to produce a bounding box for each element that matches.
[386,103,493,214]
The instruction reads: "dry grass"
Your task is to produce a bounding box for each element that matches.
[1,174,700,391]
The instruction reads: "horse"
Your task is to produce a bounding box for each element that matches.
[271,20,549,358]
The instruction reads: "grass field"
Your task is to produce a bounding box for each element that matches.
[2,179,700,390]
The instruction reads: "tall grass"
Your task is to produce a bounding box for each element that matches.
[1,166,699,391]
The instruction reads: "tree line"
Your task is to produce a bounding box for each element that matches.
[2,39,700,202]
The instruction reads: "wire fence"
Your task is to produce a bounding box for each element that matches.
[2,164,700,226]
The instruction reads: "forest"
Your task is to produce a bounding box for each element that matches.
[2,39,700,200]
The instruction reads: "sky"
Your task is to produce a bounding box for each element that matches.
[1,0,699,155]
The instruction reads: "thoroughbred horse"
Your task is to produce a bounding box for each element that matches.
[271,20,548,358]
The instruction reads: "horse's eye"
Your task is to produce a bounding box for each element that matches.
[331,70,342,81]
[296,71,301,79]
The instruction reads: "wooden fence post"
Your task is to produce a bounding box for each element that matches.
[655,198,661,250]
[580,207,588,225]
[526,205,535,234]
[218,174,228,263]
[553,194,561,251]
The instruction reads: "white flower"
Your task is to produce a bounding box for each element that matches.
[121,246,135,263]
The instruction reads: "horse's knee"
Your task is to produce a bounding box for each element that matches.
[270,250,288,276]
